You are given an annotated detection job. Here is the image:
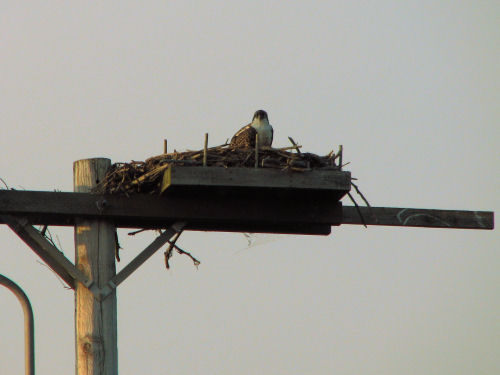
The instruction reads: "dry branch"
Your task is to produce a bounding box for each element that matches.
[288,136,301,154]
[163,230,200,269]
[347,192,367,228]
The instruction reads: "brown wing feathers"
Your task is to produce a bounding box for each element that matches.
[230,124,257,148]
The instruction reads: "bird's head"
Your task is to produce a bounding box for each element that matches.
[252,110,268,122]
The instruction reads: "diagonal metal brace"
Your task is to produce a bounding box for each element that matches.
[2,215,97,294]
[99,222,185,300]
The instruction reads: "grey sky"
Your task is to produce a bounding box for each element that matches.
[1,1,498,374]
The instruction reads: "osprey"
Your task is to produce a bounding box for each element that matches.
[230,110,274,148]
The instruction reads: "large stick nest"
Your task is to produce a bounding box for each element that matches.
[94,142,342,196]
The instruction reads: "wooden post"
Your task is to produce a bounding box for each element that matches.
[203,133,208,166]
[255,134,259,168]
[338,145,343,170]
[73,158,117,375]
[163,139,168,154]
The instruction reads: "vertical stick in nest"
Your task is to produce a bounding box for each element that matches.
[203,133,208,166]
[338,145,343,170]
[255,133,259,168]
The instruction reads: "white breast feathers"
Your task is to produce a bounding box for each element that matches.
[251,119,273,147]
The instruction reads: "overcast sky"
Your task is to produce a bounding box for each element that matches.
[1,2,498,374]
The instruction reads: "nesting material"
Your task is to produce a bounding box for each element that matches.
[94,142,342,195]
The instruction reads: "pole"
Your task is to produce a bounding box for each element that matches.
[0,274,35,375]
[73,158,117,375]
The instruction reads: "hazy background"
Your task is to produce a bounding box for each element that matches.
[1,1,498,374]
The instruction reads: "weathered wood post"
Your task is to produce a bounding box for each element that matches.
[73,158,117,375]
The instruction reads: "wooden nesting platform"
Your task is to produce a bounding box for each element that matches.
[159,166,351,234]
[0,167,351,235]
[161,166,351,202]
[2,166,492,234]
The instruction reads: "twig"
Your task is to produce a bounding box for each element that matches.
[288,137,302,154]
[0,177,9,189]
[274,150,297,158]
[128,229,148,236]
[351,181,377,223]
[115,231,122,262]
[164,231,183,269]
[275,145,302,152]
[203,133,208,166]
[170,242,201,268]
[163,230,201,269]
[242,150,254,165]
[255,133,259,168]
[351,181,372,209]
[36,260,72,290]
[43,227,60,250]
[347,192,367,228]
[159,159,200,165]
[338,145,343,169]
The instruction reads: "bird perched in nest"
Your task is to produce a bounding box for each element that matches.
[230,110,274,148]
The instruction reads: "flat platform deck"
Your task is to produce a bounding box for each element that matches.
[0,168,351,235]
[162,166,351,201]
